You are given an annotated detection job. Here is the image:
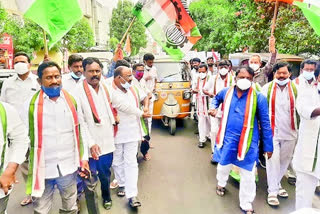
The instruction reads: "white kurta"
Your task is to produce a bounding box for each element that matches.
[75,82,115,157]
[62,73,83,94]
[0,102,29,198]
[0,73,39,111]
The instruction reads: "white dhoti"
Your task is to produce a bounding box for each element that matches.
[198,114,210,143]
[296,171,319,210]
[210,117,221,152]
[112,141,139,199]
[217,164,256,211]
[266,139,296,195]
[148,100,154,135]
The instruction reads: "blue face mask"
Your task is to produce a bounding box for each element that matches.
[41,85,61,98]
[120,76,131,90]
[70,71,81,80]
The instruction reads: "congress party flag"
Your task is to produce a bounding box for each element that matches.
[133,0,202,60]
[16,0,83,48]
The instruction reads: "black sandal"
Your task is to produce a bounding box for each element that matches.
[129,197,141,208]
[241,209,255,214]
[117,187,125,197]
[216,186,226,197]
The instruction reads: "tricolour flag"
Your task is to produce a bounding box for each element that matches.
[124,35,132,56]
[293,0,320,36]
[16,0,83,48]
[133,0,202,60]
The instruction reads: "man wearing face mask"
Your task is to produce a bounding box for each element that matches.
[207,57,217,78]
[74,57,118,212]
[191,58,201,121]
[192,64,211,148]
[203,60,234,159]
[132,63,152,160]
[209,66,273,214]
[249,36,277,87]
[294,59,318,90]
[111,66,151,208]
[0,52,40,206]
[62,54,84,94]
[261,62,298,207]
[292,64,320,210]
[21,61,90,214]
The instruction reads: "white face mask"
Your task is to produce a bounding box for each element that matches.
[14,62,29,75]
[302,70,314,81]
[219,68,228,76]
[249,63,260,72]
[236,78,252,90]
[199,73,207,79]
[275,78,290,86]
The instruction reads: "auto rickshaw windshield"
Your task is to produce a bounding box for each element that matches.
[154,62,190,82]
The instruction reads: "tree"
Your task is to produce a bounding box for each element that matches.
[189,0,320,56]
[109,0,147,56]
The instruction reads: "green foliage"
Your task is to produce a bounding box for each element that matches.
[189,0,320,56]
[109,37,120,51]
[63,18,95,52]
[109,0,147,56]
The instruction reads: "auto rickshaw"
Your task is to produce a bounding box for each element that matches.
[152,58,191,135]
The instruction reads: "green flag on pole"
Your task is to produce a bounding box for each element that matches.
[294,0,320,36]
[16,0,83,48]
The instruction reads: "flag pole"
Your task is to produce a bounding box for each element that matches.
[119,17,136,45]
[43,29,49,60]
[271,0,279,36]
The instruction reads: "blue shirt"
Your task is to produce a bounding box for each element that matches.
[212,87,273,171]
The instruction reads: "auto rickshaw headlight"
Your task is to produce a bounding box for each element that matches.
[183,90,191,100]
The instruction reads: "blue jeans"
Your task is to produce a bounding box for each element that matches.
[33,172,78,214]
[84,153,113,214]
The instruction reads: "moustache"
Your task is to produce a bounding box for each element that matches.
[49,84,60,87]
[91,76,100,80]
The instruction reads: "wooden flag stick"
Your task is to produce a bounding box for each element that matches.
[271,0,279,36]
[120,17,136,45]
[43,29,49,59]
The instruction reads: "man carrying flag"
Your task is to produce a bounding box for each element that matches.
[209,66,273,214]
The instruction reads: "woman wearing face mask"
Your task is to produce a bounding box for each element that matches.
[192,64,211,148]
[209,66,273,214]
[261,62,299,207]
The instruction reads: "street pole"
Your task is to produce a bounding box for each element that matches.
[43,29,49,60]
[271,0,279,36]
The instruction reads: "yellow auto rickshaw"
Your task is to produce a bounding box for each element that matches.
[153,58,191,135]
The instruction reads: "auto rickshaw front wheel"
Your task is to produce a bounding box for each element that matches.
[169,118,176,135]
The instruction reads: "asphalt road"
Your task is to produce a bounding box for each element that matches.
[6,118,320,214]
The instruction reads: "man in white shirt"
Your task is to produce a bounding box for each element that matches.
[75,57,117,212]
[0,102,29,214]
[293,62,320,210]
[0,52,40,206]
[132,63,152,160]
[192,64,210,148]
[143,53,157,134]
[22,61,89,214]
[62,54,84,94]
[261,62,298,207]
[207,57,217,79]
[112,66,151,208]
[203,60,234,160]
[190,58,201,121]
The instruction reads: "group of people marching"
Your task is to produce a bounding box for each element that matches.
[190,36,320,213]
[0,52,158,214]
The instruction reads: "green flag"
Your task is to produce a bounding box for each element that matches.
[294,1,320,36]
[16,0,83,48]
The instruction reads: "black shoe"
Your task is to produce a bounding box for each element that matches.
[287,177,296,186]
[103,200,112,210]
[198,142,204,148]
[211,159,218,165]
[129,197,141,208]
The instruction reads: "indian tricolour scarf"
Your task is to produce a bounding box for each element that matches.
[267,80,298,135]
[213,73,233,96]
[196,76,208,116]
[26,89,84,197]
[83,80,118,136]
[129,86,149,137]
[216,86,257,161]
